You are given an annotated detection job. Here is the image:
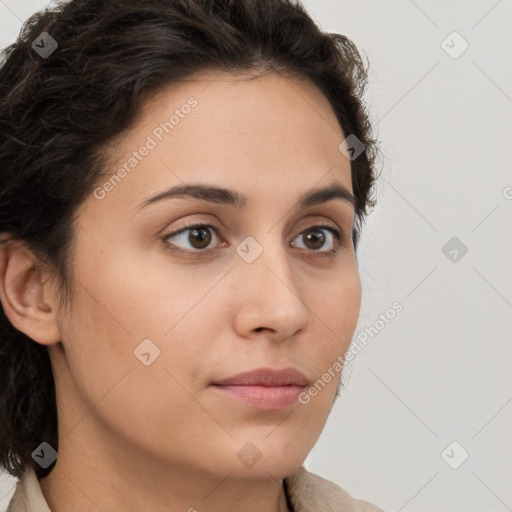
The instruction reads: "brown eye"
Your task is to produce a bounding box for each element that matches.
[291,225,342,252]
[162,222,344,256]
[163,223,219,252]
[187,226,212,249]
[302,229,325,250]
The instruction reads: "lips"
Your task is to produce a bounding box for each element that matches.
[212,367,309,387]
[210,367,309,411]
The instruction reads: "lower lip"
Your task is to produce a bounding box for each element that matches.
[211,384,306,410]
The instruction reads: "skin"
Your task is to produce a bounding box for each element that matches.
[0,69,362,512]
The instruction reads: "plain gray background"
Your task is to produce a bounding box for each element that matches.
[0,1,511,511]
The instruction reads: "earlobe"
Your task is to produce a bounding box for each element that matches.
[0,240,61,345]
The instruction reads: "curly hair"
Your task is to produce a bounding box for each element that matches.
[0,0,379,480]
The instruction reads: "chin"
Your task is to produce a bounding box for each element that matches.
[227,441,310,481]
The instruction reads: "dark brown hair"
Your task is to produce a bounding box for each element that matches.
[0,0,379,479]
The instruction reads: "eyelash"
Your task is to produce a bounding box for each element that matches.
[162,222,345,257]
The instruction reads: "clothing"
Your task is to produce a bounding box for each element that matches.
[6,464,383,512]
[284,466,383,511]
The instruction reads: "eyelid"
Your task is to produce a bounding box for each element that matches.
[163,221,220,239]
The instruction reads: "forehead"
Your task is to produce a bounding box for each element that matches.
[88,69,353,218]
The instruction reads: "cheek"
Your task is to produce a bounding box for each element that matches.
[301,266,361,398]
[60,245,217,394]
[56,269,216,456]
[339,270,362,338]
[312,265,362,345]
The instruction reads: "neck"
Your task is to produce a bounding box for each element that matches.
[38,433,292,512]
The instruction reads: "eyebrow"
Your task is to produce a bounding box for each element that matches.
[136,181,357,212]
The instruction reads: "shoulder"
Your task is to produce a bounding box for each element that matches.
[6,466,52,512]
[284,465,384,512]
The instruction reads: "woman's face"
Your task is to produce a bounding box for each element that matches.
[49,70,361,481]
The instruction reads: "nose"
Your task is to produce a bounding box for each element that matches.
[231,236,311,342]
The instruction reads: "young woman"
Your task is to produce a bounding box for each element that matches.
[0,0,382,510]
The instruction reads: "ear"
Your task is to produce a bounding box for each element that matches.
[0,238,61,345]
